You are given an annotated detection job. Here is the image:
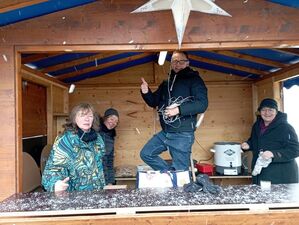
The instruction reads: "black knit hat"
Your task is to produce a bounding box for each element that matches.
[258,98,278,111]
[104,108,119,118]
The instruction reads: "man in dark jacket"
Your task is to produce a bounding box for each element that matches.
[241,98,299,185]
[140,51,208,171]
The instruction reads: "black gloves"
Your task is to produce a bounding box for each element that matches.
[183,174,221,194]
[183,181,203,192]
[196,174,222,194]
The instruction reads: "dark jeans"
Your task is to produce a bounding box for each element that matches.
[140,130,195,171]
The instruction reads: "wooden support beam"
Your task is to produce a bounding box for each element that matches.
[256,62,299,83]
[212,50,287,68]
[0,0,48,13]
[40,52,120,73]
[15,40,299,53]
[21,65,67,88]
[57,53,153,81]
[189,54,268,77]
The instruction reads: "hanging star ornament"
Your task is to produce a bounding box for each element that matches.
[132,0,231,48]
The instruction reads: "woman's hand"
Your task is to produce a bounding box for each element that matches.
[261,151,274,160]
[54,177,70,192]
[241,142,250,150]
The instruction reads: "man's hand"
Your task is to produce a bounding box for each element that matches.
[141,77,149,94]
[165,106,180,117]
[54,177,70,192]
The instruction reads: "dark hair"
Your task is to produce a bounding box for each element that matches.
[63,103,99,132]
[104,108,119,118]
[258,98,278,111]
[172,50,189,59]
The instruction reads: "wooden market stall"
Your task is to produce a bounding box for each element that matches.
[1,0,299,204]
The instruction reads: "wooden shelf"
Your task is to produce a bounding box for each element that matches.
[53,113,68,116]
[210,175,251,179]
[115,174,252,187]
[115,174,251,181]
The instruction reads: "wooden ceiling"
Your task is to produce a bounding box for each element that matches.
[2,1,299,86]
[21,48,299,85]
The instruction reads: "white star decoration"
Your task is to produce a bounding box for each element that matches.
[132,0,231,48]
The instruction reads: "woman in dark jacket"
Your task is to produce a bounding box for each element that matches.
[99,108,119,185]
[241,98,299,185]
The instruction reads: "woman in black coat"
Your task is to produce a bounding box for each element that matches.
[241,98,299,185]
[99,108,119,185]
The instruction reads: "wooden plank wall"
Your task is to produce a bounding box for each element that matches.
[69,62,253,168]
[22,81,47,137]
[0,46,16,200]
[2,1,299,46]
[254,80,283,111]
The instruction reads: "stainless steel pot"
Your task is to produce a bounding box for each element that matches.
[210,142,242,175]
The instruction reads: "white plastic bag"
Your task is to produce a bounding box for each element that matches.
[136,170,190,188]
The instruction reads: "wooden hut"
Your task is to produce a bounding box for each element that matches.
[1,0,299,202]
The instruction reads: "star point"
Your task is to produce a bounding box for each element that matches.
[132,0,231,48]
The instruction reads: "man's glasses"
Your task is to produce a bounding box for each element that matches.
[171,60,189,65]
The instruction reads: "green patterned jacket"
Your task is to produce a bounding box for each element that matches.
[42,130,106,191]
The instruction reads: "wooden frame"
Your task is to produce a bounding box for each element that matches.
[1,208,299,224]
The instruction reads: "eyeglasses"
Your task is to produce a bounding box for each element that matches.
[171,60,189,65]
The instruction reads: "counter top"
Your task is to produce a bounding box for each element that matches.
[1,184,299,217]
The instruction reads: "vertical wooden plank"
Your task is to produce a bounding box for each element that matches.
[47,85,53,144]
[63,89,69,114]
[0,45,17,200]
[252,84,258,121]
[255,78,281,110]
[16,50,22,193]
[273,81,282,110]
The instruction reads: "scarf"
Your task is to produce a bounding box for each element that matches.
[77,127,98,142]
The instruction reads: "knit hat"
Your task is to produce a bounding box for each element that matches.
[104,108,119,118]
[258,98,278,111]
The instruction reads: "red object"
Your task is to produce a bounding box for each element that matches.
[195,163,214,175]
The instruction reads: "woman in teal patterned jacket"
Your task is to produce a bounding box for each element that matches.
[42,103,106,192]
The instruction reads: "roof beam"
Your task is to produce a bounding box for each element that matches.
[21,65,67,88]
[56,53,153,81]
[258,61,299,82]
[212,50,287,68]
[189,54,268,77]
[22,53,64,64]
[40,52,120,73]
[274,48,299,56]
[0,0,48,13]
